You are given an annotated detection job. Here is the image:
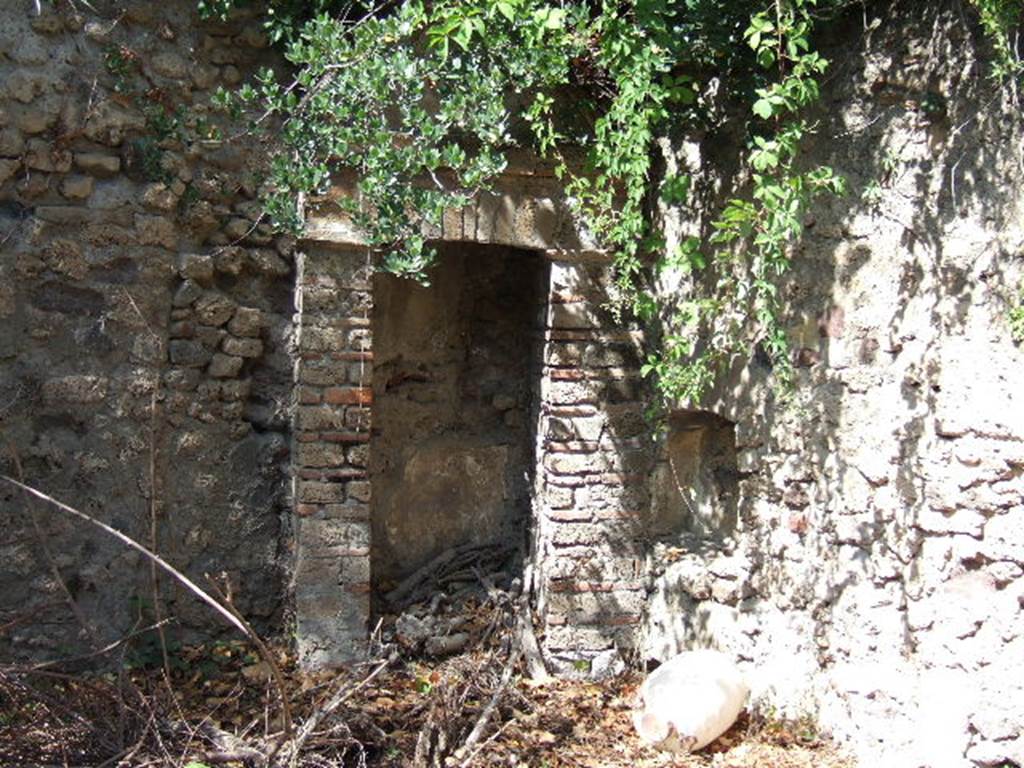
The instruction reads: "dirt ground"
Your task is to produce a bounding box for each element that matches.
[0,638,855,768]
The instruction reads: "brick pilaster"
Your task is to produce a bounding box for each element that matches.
[534,261,655,672]
[291,244,374,667]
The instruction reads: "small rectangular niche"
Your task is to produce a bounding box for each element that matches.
[649,410,738,541]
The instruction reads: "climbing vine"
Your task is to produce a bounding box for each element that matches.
[203,0,1016,406]
[643,0,845,402]
[968,0,1024,77]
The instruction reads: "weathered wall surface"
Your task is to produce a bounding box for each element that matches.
[532,260,654,676]
[3,1,1022,765]
[0,0,294,657]
[644,3,1024,766]
[289,242,373,668]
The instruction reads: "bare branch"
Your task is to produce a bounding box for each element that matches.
[0,475,255,640]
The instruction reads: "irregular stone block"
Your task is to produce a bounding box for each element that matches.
[168,340,211,368]
[0,159,19,185]
[164,368,200,391]
[168,320,195,339]
[31,281,105,314]
[74,152,121,177]
[208,353,243,378]
[191,64,219,89]
[25,139,71,173]
[228,306,262,337]
[150,52,189,79]
[83,100,146,146]
[222,336,263,358]
[172,279,203,307]
[249,249,290,276]
[214,246,246,275]
[5,70,52,104]
[346,444,369,468]
[218,379,251,401]
[194,292,237,326]
[59,175,93,200]
[142,183,178,211]
[135,214,178,249]
[196,325,227,350]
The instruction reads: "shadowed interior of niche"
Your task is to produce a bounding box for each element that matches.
[369,242,548,607]
[650,410,739,542]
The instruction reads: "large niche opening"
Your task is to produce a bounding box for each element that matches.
[369,243,548,599]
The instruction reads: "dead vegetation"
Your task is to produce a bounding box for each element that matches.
[0,638,855,768]
[1,566,853,768]
[0,475,854,768]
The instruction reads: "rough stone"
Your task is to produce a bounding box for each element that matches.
[165,369,200,391]
[191,64,220,89]
[83,100,146,145]
[14,101,59,134]
[135,215,178,249]
[59,175,94,200]
[194,292,237,327]
[214,246,246,275]
[29,13,64,35]
[0,159,19,185]
[178,253,215,285]
[25,139,71,173]
[219,379,252,401]
[168,340,211,368]
[142,183,178,211]
[0,127,26,156]
[150,52,189,80]
[228,306,262,337]
[207,353,244,379]
[172,279,203,307]
[41,375,108,405]
[4,70,52,103]
[222,336,263,358]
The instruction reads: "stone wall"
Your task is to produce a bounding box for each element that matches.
[643,3,1024,766]
[0,0,651,669]
[0,0,293,657]
[2,1,1023,765]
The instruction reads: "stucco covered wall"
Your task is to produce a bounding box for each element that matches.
[643,3,1024,765]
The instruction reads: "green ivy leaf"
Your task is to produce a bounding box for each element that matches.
[752,98,774,119]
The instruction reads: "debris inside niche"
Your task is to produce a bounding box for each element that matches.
[381,541,519,660]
